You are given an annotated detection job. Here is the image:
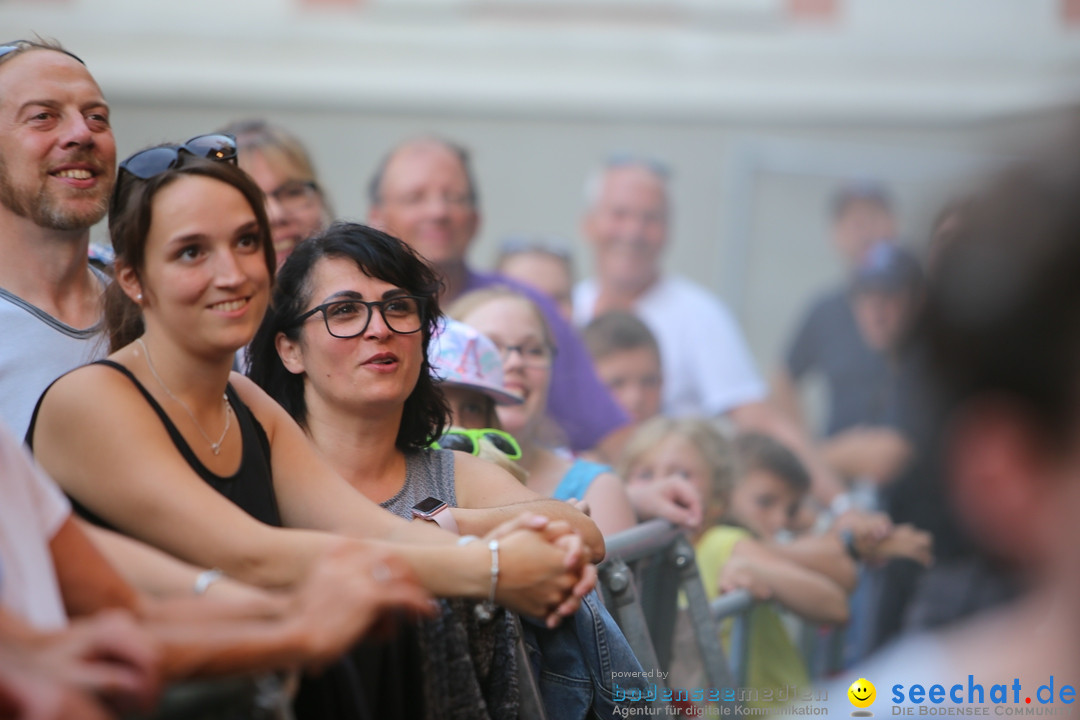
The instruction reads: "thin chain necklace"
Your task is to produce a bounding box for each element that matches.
[136,337,232,455]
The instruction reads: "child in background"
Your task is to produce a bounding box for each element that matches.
[735,433,933,577]
[582,311,664,425]
[619,420,850,707]
[736,432,933,674]
[583,313,707,529]
[495,236,576,323]
[427,317,529,483]
[427,317,523,430]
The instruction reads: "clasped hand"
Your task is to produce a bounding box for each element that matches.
[481,513,598,627]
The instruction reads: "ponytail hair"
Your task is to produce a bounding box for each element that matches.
[103,281,143,352]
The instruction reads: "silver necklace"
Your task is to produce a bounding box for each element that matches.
[136,337,232,455]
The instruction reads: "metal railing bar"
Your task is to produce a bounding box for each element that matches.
[603,519,683,564]
[597,558,669,711]
[709,589,755,620]
[671,537,737,693]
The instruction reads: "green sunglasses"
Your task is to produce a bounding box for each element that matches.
[430,428,522,461]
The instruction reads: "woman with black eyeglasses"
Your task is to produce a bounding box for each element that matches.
[247,222,599,548]
[27,141,597,718]
[248,220,600,545]
[246,221,604,718]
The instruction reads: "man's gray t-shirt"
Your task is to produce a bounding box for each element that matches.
[0,269,108,440]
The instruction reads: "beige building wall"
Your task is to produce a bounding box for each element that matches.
[5,0,1078,427]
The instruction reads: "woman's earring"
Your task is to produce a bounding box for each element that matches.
[136,293,143,302]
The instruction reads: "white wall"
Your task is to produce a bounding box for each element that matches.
[4,0,1078,417]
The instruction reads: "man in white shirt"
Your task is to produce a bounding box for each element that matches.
[574,157,764,418]
[575,156,844,503]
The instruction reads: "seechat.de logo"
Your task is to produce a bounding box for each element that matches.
[848,677,877,717]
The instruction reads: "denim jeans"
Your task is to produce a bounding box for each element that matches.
[520,591,651,720]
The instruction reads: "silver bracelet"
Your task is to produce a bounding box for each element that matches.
[193,568,224,595]
[486,539,499,605]
[474,539,499,622]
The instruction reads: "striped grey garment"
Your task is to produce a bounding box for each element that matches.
[380,448,458,519]
[384,449,520,720]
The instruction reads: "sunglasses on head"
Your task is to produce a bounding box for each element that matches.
[430,428,522,461]
[0,41,85,66]
[118,134,238,182]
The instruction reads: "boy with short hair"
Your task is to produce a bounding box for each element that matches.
[583,311,664,424]
[730,433,813,540]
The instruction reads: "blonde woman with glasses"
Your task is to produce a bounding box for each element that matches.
[451,287,638,536]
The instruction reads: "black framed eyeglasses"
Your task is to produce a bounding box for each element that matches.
[494,341,557,368]
[269,180,321,209]
[118,134,238,182]
[293,296,425,339]
[430,428,522,461]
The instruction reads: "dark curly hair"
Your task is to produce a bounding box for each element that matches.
[247,222,450,451]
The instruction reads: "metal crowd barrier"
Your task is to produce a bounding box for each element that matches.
[599,520,736,712]
[799,622,846,680]
[713,589,850,686]
[599,520,680,679]
[709,589,754,687]
[600,520,856,718]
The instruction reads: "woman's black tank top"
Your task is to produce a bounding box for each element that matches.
[27,361,384,720]
[34,359,282,529]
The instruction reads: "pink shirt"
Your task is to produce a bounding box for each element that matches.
[0,423,69,630]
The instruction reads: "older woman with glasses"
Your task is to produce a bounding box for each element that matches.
[218,119,333,266]
[450,287,638,536]
[28,139,596,719]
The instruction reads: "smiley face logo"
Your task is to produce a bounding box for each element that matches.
[848,678,876,712]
